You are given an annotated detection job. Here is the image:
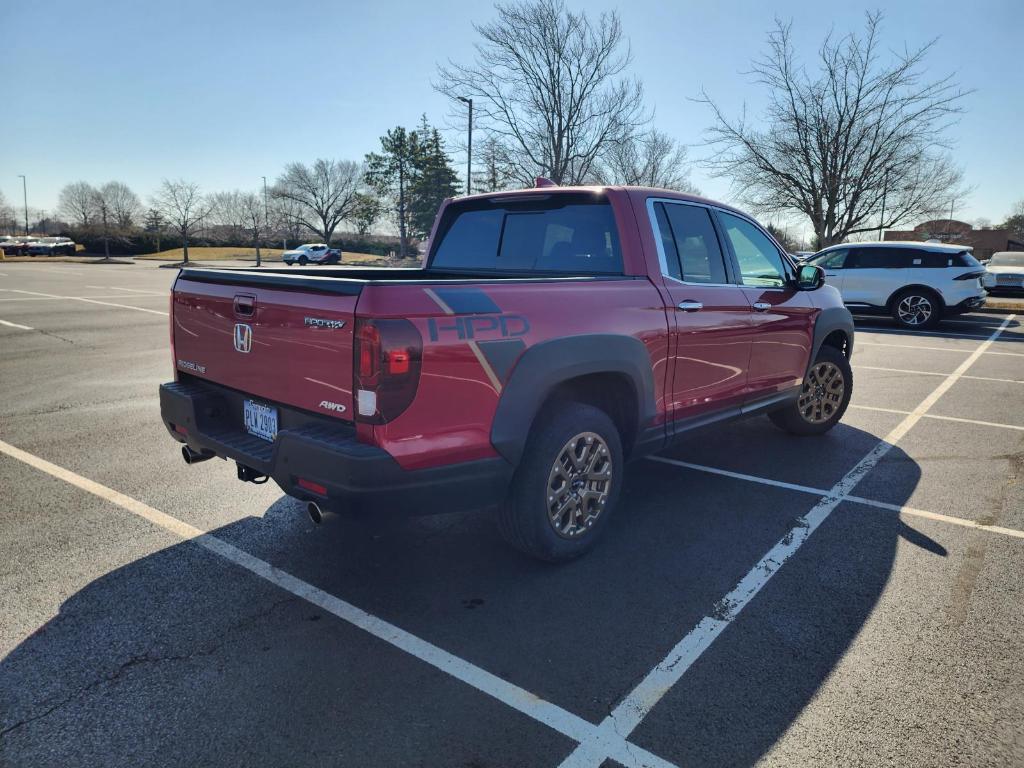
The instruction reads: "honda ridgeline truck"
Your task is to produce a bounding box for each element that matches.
[160,184,854,561]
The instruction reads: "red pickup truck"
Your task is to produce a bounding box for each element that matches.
[160,185,854,561]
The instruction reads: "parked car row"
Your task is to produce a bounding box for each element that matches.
[0,236,78,256]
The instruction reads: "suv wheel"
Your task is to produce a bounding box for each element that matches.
[769,345,852,436]
[497,402,623,562]
[892,288,940,329]
[298,255,308,266]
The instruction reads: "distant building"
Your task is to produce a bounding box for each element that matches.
[884,220,1024,261]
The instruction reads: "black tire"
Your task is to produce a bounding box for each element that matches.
[768,345,852,436]
[298,255,308,266]
[497,402,623,562]
[890,287,941,329]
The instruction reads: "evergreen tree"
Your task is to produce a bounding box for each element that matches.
[409,120,460,239]
[365,127,421,258]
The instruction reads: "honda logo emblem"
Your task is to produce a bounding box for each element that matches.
[233,323,253,353]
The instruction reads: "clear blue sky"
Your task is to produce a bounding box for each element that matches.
[2,0,1020,238]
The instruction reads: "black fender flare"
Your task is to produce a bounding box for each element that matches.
[491,334,657,465]
[807,305,855,374]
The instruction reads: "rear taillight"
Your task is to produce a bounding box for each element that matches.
[954,271,985,281]
[353,318,422,424]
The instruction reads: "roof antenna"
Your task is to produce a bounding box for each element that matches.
[534,176,557,188]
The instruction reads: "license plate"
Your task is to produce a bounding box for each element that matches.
[243,400,278,442]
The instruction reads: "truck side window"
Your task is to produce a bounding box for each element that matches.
[718,212,787,288]
[653,203,682,279]
[662,204,728,284]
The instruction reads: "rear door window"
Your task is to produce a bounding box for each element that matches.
[431,197,623,274]
[851,248,907,268]
[659,203,729,284]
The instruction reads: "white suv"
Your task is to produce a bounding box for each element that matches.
[806,242,986,329]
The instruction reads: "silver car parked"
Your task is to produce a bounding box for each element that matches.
[982,251,1024,294]
[806,242,986,329]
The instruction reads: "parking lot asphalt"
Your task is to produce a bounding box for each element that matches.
[1,262,1022,767]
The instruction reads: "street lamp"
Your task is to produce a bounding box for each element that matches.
[457,97,473,195]
[17,175,27,235]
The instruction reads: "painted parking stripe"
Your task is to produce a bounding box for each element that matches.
[0,438,679,768]
[9,289,168,316]
[648,455,1024,539]
[853,364,1023,385]
[0,294,167,302]
[0,318,33,330]
[857,327,1016,342]
[856,340,1024,358]
[558,313,1016,768]
[850,404,1024,432]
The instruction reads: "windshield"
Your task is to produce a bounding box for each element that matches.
[431,195,623,274]
[990,252,1024,267]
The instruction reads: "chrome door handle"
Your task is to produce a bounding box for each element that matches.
[677,300,703,312]
[752,302,771,312]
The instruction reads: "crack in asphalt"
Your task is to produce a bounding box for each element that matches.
[0,596,297,739]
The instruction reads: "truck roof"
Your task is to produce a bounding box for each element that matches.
[452,184,748,217]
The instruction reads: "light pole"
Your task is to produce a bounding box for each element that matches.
[18,175,27,235]
[260,176,269,268]
[457,97,473,195]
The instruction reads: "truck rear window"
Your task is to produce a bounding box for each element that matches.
[430,197,623,274]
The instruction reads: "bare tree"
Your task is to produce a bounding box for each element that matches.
[700,12,968,246]
[436,0,646,186]
[98,181,141,229]
[238,192,267,266]
[58,181,99,227]
[0,190,14,234]
[272,159,362,243]
[472,136,516,193]
[270,195,305,250]
[152,179,213,264]
[591,130,699,191]
[209,190,246,244]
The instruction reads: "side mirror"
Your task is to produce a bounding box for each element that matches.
[796,264,825,290]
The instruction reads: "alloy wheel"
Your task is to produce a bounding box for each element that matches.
[546,432,613,538]
[896,295,933,326]
[798,361,845,424]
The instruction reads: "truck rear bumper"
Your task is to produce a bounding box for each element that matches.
[160,379,513,516]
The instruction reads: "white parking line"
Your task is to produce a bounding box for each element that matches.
[0,438,678,768]
[850,404,1024,432]
[855,340,1024,358]
[857,327,1004,341]
[85,285,164,295]
[0,294,167,302]
[558,313,1016,768]
[0,318,33,330]
[648,456,1024,539]
[853,364,1023,385]
[9,289,168,316]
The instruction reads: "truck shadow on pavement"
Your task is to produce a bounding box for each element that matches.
[1,420,938,767]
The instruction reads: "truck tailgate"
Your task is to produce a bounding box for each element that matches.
[172,272,357,422]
